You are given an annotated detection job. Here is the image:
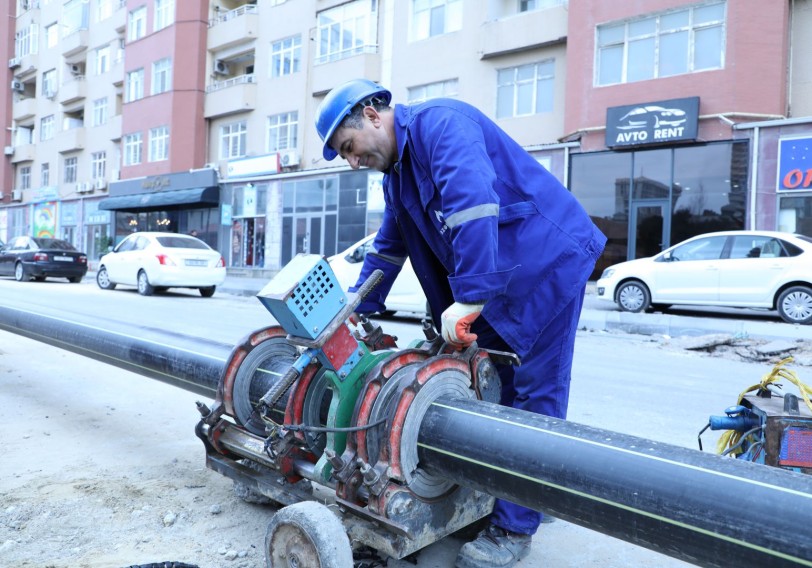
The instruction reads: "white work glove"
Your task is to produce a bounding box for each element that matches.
[441,302,485,350]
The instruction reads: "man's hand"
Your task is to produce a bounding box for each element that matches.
[441,302,484,349]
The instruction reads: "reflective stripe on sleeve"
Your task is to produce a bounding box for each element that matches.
[445,204,499,229]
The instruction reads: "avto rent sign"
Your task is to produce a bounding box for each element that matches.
[778,137,812,191]
[605,97,700,148]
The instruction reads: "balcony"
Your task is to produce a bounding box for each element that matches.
[479,3,568,59]
[61,29,89,61]
[57,127,86,154]
[311,52,381,96]
[59,77,86,106]
[208,4,259,51]
[12,97,37,122]
[10,144,36,164]
[204,74,257,118]
[14,52,39,79]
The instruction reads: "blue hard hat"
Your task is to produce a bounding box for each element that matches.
[315,78,392,161]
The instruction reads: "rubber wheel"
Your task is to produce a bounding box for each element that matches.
[265,502,352,568]
[199,286,216,298]
[777,285,812,324]
[68,276,82,283]
[616,280,650,313]
[14,262,28,282]
[96,266,116,290]
[137,270,154,296]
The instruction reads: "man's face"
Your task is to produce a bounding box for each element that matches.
[330,107,395,172]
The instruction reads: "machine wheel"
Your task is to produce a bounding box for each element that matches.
[616,280,650,313]
[265,502,352,568]
[199,286,216,298]
[777,285,812,324]
[96,266,117,290]
[137,270,154,296]
[14,262,29,282]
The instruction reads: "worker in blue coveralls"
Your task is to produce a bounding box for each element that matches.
[315,79,606,568]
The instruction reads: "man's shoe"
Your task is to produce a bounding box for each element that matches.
[455,523,532,568]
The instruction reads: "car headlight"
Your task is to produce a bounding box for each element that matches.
[600,268,615,279]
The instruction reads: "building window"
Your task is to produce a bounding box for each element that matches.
[92,151,107,179]
[92,98,108,126]
[151,58,172,94]
[42,69,57,98]
[64,157,78,184]
[126,68,144,102]
[15,24,39,58]
[97,0,113,21]
[20,166,31,190]
[41,115,56,141]
[128,6,147,41]
[496,60,555,118]
[63,0,90,36]
[316,0,378,64]
[221,121,247,159]
[123,132,143,165]
[41,163,50,186]
[267,112,298,153]
[407,78,459,103]
[154,0,175,31]
[519,0,565,12]
[410,0,462,41]
[596,2,726,86]
[95,45,110,75]
[46,23,58,48]
[149,126,169,162]
[270,35,301,78]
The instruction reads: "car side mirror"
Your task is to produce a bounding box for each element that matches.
[350,248,366,263]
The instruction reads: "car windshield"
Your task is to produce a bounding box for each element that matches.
[156,236,210,250]
[32,238,76,251]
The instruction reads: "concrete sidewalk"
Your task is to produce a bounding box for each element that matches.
[213,272,812,343]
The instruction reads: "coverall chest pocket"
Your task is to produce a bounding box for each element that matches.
[499,201,539,224]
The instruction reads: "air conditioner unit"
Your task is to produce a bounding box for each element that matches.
[279,150,300,167]
[10,80,24,93]
[76,182,91,193]
[8,57,21,69]
[94,178,107,190]
[11,189,23,201]
[213,60,229,75]
[3,145,13,156]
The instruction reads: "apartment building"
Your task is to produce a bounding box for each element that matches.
[1,0,810,278]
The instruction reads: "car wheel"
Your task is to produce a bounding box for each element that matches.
[616,280,650,313]
[68,276,82,283]
[777,285,812,324]
[34,276,46,282]
[137,270,154,296]
[96,266,117,290]
[199,286,216,298]
[14,262,28,282]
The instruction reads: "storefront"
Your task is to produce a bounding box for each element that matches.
[99,169,220,250]
[569,97,749,278]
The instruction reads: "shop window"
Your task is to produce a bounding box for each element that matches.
[779,195,812,237]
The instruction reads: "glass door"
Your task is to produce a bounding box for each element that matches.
[629,200,670,260]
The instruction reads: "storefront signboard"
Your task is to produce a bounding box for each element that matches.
[227,154,280,178]
[778,137,812,192]
[606,97,700,148]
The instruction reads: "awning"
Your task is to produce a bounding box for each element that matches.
[98,186,220,212]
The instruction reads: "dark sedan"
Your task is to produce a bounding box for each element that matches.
[0,236,88,283]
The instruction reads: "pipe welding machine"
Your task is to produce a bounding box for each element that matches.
[195,254,505,566]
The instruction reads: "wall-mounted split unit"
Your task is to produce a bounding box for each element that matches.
[213,60,229,75]
[8,57,21,69]
[76,182,92,194]
[279,150,300,167]
[10,80,24,93]
[4,146,14,156]
[11,189,23,201]
[94,178,107,190]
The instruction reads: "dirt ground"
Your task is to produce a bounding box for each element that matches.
[1,329,810,568]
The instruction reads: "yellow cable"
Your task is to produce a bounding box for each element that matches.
[716,357,812,456]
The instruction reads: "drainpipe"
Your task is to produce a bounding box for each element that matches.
[749,126,759,230]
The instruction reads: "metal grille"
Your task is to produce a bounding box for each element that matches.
[291,263,334,320]
[779,426,812,468]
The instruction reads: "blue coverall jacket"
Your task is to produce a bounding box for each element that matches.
[354,99,606,359]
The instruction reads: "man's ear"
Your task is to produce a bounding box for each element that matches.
[362,106,381,126]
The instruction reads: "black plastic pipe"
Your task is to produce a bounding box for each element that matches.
[418,397,812,568]
[0,305,229,398]
[2,307,811,567]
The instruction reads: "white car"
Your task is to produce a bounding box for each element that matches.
[96,232,226,297]
[328,233,429,318]
[596,230,812,324]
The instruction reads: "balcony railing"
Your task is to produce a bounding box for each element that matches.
[206,73,255,93]
[209,4,258,27]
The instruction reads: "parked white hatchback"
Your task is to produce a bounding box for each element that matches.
[596,230,812,324]
[328,233,429,318]
[96,232,226,297]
